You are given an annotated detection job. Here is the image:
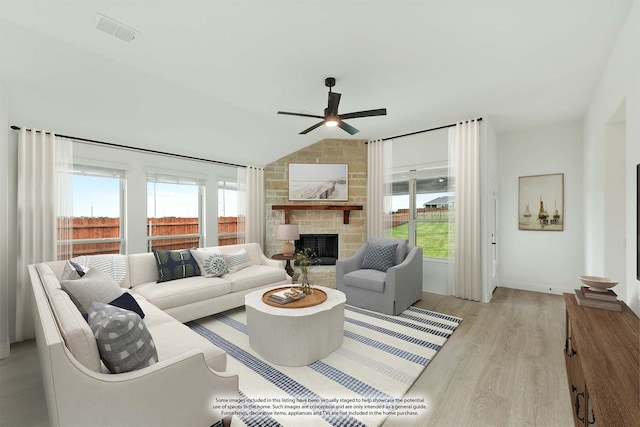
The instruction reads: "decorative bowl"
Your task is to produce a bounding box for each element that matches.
[578,275,619,292]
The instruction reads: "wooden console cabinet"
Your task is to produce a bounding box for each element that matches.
[563,293,640,426]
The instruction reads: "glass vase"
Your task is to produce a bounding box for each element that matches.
[300,270,313,295]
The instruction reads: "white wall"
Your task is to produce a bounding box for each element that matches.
[498,121,584,294]
[584,0,640,313]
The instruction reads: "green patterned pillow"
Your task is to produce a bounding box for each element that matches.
[153,249,200,283]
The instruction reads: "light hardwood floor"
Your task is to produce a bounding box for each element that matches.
[0,287,574,427]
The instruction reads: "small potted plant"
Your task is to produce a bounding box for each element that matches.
[295,248,318,295]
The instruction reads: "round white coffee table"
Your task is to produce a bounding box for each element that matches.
[245,285,346,366]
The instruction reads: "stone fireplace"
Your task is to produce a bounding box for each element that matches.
[264,138,368,287]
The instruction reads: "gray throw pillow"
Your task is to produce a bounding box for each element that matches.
[61,268,124,313]
[87,301,158,374]
[361,242,398,272]
[61,260,90,280]
[371,237,408,265]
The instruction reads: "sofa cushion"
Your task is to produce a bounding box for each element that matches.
[87,301,158,374]
[127,253,159,286]
[370,237,409,265]
[223,249,253,273]
[361,241,398,272]
[225,265,288,293]
[133,298,179,329]
[61,268,124,313]
[343,269,387,293]
[49,290,102,372]
[132,277,232,311]
[148,321,227,372]
[153,249,200,283]
[191,249,229,277]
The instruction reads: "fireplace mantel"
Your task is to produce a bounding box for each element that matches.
[271,205,363,225]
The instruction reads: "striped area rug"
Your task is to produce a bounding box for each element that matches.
[189,305,462,427]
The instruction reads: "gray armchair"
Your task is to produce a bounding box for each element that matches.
[336,238,423,315]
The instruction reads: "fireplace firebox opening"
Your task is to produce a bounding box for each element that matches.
[294,234,338,265]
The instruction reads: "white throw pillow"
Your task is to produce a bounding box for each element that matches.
[191,249,229,277]
[223,249,253,273]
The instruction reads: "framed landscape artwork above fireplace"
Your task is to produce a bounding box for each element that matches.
[288,163,348,201]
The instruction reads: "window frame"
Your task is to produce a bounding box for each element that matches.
[217,179,243,246]
[391,166,453,260]
[58,164,126,258]
[146,172,205,252]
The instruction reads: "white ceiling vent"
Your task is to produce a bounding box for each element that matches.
[95,13,138,43]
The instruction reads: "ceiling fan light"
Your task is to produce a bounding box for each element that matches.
[325,117,339,127]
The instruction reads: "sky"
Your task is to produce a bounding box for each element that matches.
[392,192,451,210]
[72,175,203,218]
[72,174,444,217]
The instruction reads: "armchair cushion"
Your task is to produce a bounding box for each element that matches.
[361,241,398,272]
[343,269,387,293]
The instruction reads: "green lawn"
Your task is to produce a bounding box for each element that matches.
[387,221,452,259]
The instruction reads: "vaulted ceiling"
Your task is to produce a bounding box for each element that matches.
[0,1,634,167]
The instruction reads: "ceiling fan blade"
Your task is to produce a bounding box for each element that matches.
[337,120,359,135]
[300,121,325,135]
[278,111,324,119]
[339,108,387,120]
[327,92,341,116]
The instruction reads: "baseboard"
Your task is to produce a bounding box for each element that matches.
[499,280,570,296]
[0,341,10,359]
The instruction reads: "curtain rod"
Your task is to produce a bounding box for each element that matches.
[10,125,247,169]
[369,117,483,143]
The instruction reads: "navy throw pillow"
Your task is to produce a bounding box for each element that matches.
[109,292,145,319]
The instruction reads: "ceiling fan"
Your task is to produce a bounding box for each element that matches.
[277,77,387,135]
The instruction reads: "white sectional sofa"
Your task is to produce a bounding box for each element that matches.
[28,243,291,427]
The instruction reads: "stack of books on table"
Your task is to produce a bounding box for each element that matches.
[267,288,305,305]
[574,286,622,312]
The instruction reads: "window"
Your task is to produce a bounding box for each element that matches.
[147,173,203,252]
[388,167,453,259]
[57,165,125,259]
[217,179,243,246]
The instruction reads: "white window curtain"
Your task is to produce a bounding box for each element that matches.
[57,137,74,259]
[367,139,393,240]
[448,119,482,301]
[237,166,265,248]
[15,129,73,341]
